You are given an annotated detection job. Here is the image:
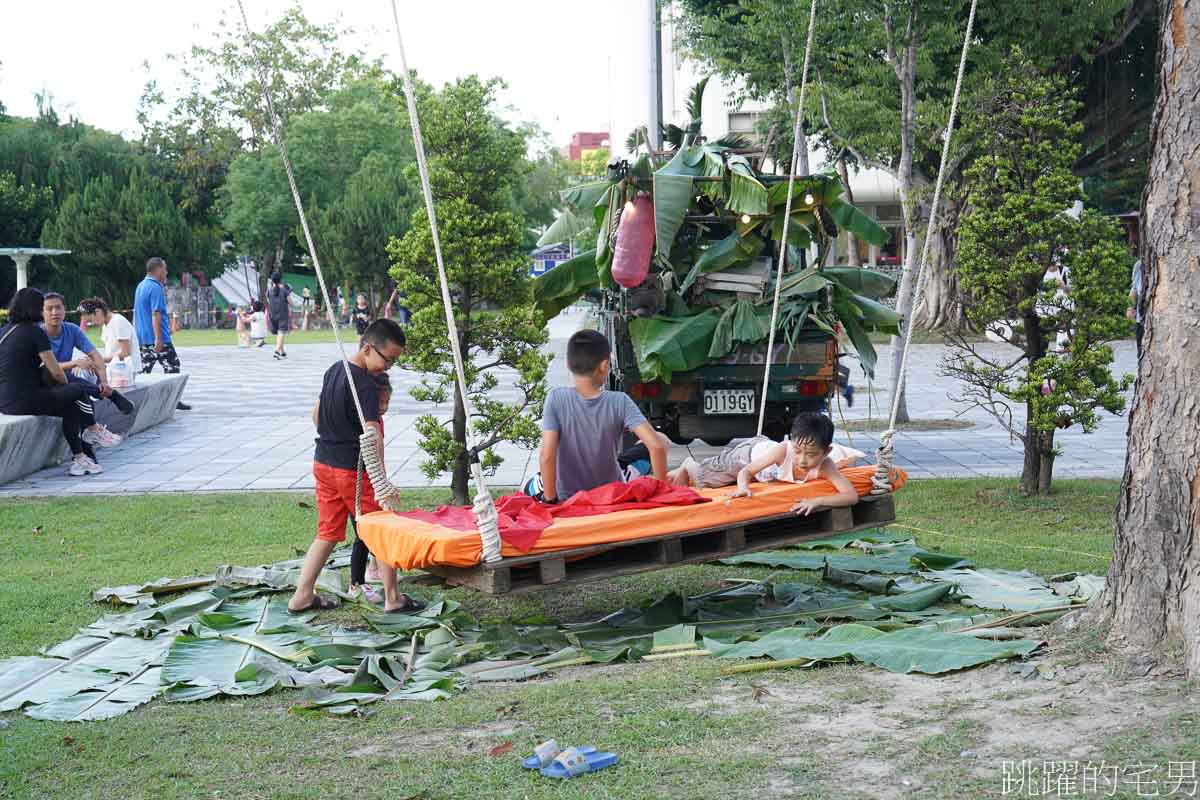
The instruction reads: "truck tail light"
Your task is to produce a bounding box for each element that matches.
[629,382,661,400]
[799,381,828,396]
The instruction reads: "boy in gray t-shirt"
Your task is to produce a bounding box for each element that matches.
[536,330,668,502]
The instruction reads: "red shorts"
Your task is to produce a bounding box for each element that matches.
[314,462,381,543]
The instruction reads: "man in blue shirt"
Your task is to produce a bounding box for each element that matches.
[1127,258,1144,356]
[42,292,133,449]
[134,256,190,410]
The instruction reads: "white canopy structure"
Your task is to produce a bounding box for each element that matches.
[0,247,71,291]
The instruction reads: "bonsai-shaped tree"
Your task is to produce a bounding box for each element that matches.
[942,51,1132,495]
[388,77,549,504]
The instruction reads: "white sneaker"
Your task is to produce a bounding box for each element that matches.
[68,454,104,476]
[81,425,122,448]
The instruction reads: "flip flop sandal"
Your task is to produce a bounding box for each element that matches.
[384,595,426,614]
[523,741,598,769]
[287,595,340,614]
[538,747,618,779]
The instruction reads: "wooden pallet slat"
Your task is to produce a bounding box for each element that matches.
[423,494,898,595]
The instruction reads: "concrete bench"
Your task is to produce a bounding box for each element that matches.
[0,373,188,484]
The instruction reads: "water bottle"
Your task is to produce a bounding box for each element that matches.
[110,358,133,389]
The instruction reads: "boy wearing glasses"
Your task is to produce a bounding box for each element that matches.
[288,318,423,614]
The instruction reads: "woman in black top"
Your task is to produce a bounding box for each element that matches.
[0,288,132,476]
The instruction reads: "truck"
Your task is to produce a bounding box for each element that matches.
[533,90,898,446]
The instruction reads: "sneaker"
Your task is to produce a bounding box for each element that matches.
[279,351,287,358]
[176,401,192,411]
[81,425,122,448]
[68,454,104,476]
[273,351,281,360]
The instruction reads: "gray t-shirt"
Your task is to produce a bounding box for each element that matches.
[542,387,647,500]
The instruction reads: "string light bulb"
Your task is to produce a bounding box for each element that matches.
[740,214,751,224]
[804,193,815,206]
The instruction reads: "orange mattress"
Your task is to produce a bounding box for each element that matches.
[357,465,906,571]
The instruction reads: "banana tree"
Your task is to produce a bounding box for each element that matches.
[534,79,898,379]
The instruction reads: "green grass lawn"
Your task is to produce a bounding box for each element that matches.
[83,327,343,349]
[0,479,1129,799]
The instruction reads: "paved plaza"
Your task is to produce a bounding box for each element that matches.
[0,309,1136,496]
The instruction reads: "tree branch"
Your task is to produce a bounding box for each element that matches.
[817,73,895,176]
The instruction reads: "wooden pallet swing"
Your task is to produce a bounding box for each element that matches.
[426,492,897,595]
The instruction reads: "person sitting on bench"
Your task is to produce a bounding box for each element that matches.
[670,412,860,516]
[0,288,133,477]
[529,330,667,503]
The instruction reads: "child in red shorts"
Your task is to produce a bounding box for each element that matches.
[288,319,423,614]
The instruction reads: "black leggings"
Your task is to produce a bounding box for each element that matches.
[10,383,102,456]
[67,376,97,428]
[350,519,372,586]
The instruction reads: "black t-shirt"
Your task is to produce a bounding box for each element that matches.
[314,361,381,470]
[267,285,291,321]
[351,306,370,335]
[0,323,52,412]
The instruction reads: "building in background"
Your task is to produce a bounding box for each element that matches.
[530,243,573,277]
[565,131,610,161]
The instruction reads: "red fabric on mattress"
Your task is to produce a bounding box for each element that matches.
[394,477,707,552]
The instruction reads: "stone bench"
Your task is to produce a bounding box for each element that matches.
[0,373,189,484]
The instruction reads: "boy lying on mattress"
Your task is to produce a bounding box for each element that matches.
[668,412,862,516]
[526,329,668,503]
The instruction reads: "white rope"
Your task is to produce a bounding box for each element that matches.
[757,0,818,437]
[387,1,502,562]
[236,0,402,515]
[872,0,978,494]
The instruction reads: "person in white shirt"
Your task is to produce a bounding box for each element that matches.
[78,297,142,374]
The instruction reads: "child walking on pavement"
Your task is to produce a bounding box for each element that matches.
[288,319,423,614]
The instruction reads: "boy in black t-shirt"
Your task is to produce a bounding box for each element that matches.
[287,319,423,614]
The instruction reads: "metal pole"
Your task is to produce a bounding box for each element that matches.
[649,0,663,150]
[14,255,30,291]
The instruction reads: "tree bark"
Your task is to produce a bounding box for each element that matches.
[912,195,966,330]
[451,287,473,506]
[835,154,860,266]
[1037,432,1055,495]
[885,11,921,425]
[1018,300,1051,495]
[451,377,469,506]
[1097,0,1200,678]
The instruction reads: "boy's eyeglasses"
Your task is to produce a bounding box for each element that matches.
[370,345,399,368]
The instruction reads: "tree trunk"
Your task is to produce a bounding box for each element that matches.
[1037,433,1055,494]
[1097,0,1200,679]
[1019,413,1042,497]
[836,154,860,266]
[912,195,965,330]
[451,289,473,506]
[451,378,469,506]
[885,27,921,425]
[1018,303,1050,496]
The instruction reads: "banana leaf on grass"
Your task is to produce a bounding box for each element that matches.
[705,623,1041,675]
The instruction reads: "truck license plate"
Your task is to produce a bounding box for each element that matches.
[703,389,756,415]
